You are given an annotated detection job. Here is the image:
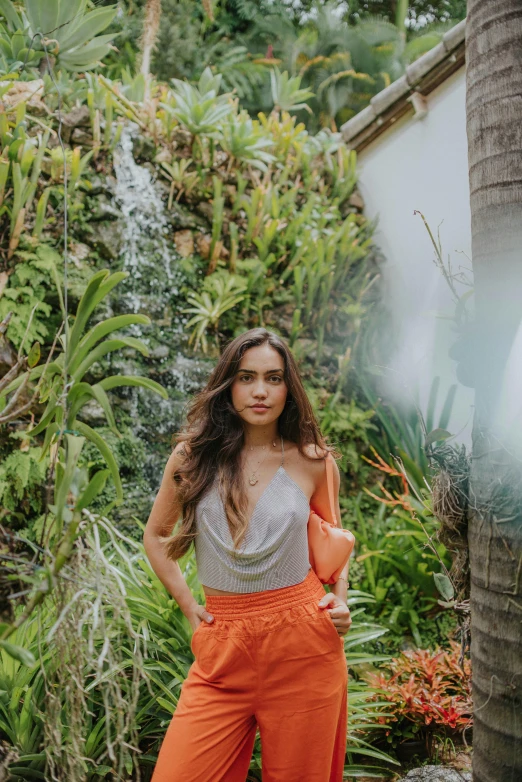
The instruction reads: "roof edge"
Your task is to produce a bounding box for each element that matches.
[341,18,466,152]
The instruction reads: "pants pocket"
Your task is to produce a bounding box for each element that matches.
[190,621,207,656]
[319,607,344,648]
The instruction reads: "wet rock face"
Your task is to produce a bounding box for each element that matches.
[167,201,209,231]
[87,221,123,260]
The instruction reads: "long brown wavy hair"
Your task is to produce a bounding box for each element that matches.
[160,328,339,560]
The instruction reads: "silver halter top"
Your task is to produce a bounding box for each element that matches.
[194,436,312,592]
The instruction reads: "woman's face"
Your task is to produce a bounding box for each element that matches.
[230,344,288,426]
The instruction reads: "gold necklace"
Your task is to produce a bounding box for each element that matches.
[245,436,279,486]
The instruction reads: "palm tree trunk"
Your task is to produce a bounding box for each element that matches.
[466,2,522,779]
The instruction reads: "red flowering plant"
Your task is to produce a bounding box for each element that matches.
[363,641,472,755]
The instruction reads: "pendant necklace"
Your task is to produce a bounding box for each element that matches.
[245,436,279,486]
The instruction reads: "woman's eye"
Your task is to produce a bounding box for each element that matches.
[238,375,282,382]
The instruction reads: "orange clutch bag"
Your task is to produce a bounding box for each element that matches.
[308,452,355,585]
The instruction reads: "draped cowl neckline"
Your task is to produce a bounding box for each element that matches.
[194,462,312,593]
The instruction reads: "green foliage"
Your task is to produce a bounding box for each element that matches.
[364,641,472,753]
[101,0,466,131]
[218,111,275,171]
[0,8,462,774]
[0,516,395,778]
[0,21,41,74]
[306,386,377,478]
[0,619,45,767]
[79,425,149,520]
[163,67,234,141]
[270,68,315,114]
[201,42,266,102]
[0,444,46,522]
[344,440,452,651]
[0,244,59,349]
[0,0,118,74]
[182,270,248,354]
[3,270,167,517]
[0,108,50,258]
[0,269,171,665]
[358,373,458,490]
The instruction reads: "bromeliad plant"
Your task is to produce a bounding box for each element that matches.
[0,98,50,259]
[161,67,234,156]
[0,0,117,74]
[364,641,472,754]
[218,112,276,172]
[181,269,248,355]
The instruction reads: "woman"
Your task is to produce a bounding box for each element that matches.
[144,328,352,782]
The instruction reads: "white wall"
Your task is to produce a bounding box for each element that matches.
[357,69,474,442]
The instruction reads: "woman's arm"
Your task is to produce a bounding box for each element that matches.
[143,443,214,630]
[327,456,349,603]
[309,450,349,602]
[313,451,352,635]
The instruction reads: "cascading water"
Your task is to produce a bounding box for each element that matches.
[103,122,211,524]
[112,122,181,323]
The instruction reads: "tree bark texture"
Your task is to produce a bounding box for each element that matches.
[466,2,522,780]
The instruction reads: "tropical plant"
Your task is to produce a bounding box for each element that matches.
[0,0,118,73]
[200,40,267,102]
[270,67,315,114]
[0,446,47,522]
[160,157,199,207]
[0,99,50,259]
[364,641,472,754]
[0,515,150,779]
[0,245,59,350]
[0,22,40,74]
[357,373,458,490]
[0,269,168,658]
[182,271,248,354]
[2,269,167,514]
[120,66,148,102]
[162,66,233,145]
[218,112,275,172]
[346,445,452,647]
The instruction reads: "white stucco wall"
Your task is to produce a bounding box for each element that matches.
[356,68,474,441]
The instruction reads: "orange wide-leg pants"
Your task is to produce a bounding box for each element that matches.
[151,567,348,782]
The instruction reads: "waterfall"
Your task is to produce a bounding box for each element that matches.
[112,122,181,319]
[102,122,211,525]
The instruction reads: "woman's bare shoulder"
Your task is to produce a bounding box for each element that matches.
[301,442,330,461]
[285,441,329,483]
[173,440,191,458]
[164,440,191,473]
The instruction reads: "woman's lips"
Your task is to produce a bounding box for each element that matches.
[251,405,269,411]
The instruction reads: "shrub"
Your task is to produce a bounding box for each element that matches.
[364,641,472,754]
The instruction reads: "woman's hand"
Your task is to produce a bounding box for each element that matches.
[318,592,352,636]
[187,604,214,633]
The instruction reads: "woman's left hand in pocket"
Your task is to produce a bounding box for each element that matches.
[318,593,352,636]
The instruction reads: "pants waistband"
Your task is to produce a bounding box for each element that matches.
[204,568,324,618]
